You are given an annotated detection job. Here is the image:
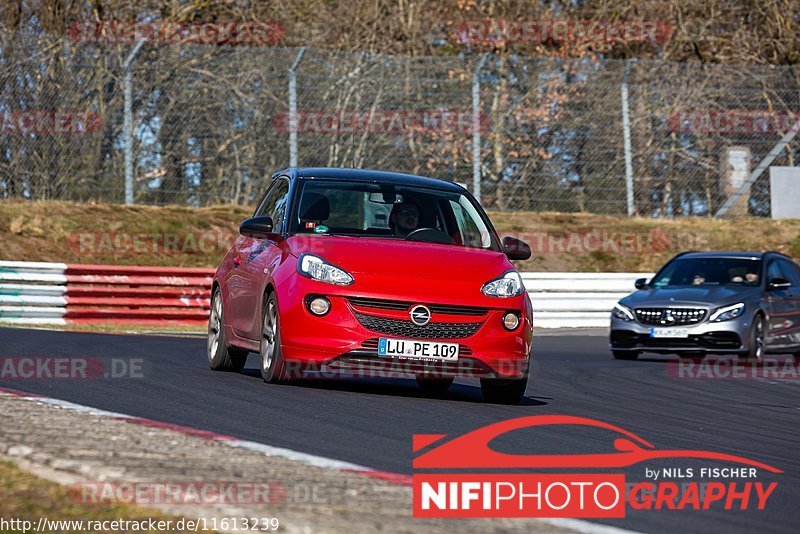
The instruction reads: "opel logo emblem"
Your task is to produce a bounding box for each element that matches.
[660,310,676,325]
[410,305,431,326]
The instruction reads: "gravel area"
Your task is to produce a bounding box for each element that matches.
[0,392,571,533]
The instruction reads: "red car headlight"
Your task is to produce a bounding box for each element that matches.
[297,253,354,286]
[482,271,524,297]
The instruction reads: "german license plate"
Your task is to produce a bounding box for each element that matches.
[650,327,689,338]
[377,338,459,361]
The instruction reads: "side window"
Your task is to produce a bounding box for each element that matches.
[767,261,788,284]
[254,182,278,217]
[254,179,290,233]
[448,199,491,248]
[778,259,800,286]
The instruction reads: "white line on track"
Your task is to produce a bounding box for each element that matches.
[224,439,369,471]
[539,518,643,534]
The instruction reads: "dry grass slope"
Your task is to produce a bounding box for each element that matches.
[1,201,799,272]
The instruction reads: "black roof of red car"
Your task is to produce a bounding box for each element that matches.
[283,167,466,193]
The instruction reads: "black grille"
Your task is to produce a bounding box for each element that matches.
[698,331,742,348]
[332,354,493,377]
[635,307,707,326]
[348,297,488,316]
[355,313,482,339]
[610,330,639,346]
[610,330,742,350]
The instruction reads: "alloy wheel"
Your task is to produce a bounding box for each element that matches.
[261,299,277,373]
[753,316,765,361]
[207,292,222,361]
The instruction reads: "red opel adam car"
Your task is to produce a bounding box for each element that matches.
[208,168,533,404]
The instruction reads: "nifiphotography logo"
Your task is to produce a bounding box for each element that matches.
[412,415,781,518]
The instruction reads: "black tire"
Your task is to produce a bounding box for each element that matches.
[612,350,639,360]
[415,375,454,393]
[480,363,529,404]
[740,314,766,362]
[207,288,248,372]
[259,292,291,384]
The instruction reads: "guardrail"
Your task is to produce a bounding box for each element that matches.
[0,261,213,326]
[523,272,653,328]
[0,261,649,329]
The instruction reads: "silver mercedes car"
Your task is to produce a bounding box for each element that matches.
[609,251,800,360]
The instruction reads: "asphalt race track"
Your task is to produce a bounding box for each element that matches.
[1,326,797,533]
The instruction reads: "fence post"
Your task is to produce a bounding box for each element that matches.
[472,54,489,204]
[122,40,145,206]
[621,59,635,216]
[288,47,307,168]
[715,119,800,217]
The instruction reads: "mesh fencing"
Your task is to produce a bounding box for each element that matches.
[1,34,799,216]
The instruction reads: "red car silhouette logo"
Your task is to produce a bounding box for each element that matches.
[413,415,782,472]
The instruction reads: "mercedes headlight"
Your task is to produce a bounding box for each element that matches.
[709,302,744,322]
[612,303,635,321]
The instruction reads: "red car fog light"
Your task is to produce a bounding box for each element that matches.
[306,296,331,316]
[503,312,520,331]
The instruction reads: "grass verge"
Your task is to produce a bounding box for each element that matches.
[0,460,212,533]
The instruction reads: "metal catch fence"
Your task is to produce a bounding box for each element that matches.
[1,34,799,216]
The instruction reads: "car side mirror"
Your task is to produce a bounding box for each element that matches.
[502,236,532,261]
[634,278,648,290]
[768,278,792,290]
[239,216,278,239]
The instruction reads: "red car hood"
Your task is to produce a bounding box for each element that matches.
[282,235,517,304]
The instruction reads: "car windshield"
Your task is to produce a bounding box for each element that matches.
[651,257,763,287]
[290,179,496,249]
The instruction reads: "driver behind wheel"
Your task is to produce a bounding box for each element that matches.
[389,201,420,237]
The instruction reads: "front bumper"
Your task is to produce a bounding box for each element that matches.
[609,314,751,354]
[276,279,533,379]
